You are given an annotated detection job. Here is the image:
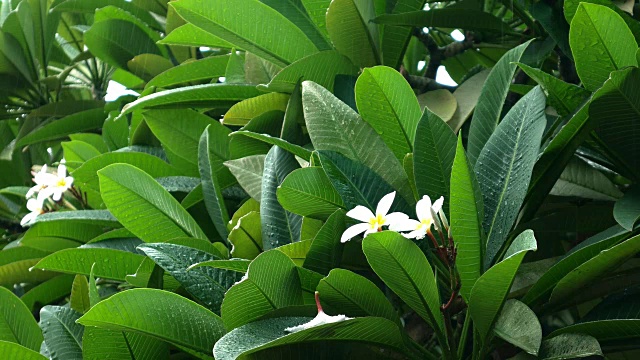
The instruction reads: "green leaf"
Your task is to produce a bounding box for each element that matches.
[138,243,242,313]
[172,0,319,67]
[82,328,170,360]
[147,55,230,89]
[475,87,547,268]
[375,9,513,33]
[102,113,129,151]
[17,108,105,147]
[589,67,640,179]
[614,186,640,231]
[549,233,640,304]
[229,131,311,160]
[569,3,638,91]
[224,155,265,202]
[222,92,289,126]
[213,317,411,360]
[119,84,262,118]
[78,289,226,356]
[550,157,623,201]
[302,80,413,203]
[189,259,251,273]
[0,341,47,360]
[450,136,484,302]
[362,232,444,338]
[228,211,263,260]
[62,141,102,164]
[522,225,628,305]
[258,0,331,50]
[52,0,161,30]
[538,333,602,360]
[21,275,75,312]
[355,66,421,161]
[98,163,207,242]
[70,275,90,314]
[224,50,246,84]
[220,250,303,330]
[33,248,145,281]
[326,0,380,67]
[317,268,400,324]
[159,23,234,48]
[39,306,84,360]
[380,0,428,69]
[0,287,43,350]
[260,50,359,93]
[261,146,302,250]
[413,108,457,212]
[469,230,537,343]
[417,89,458,123]
[31,210,120,228]
[277,167,344,220]
[85,19,160,69]
[318,151,411,214]
[302,210,346,275]
[493,299,542,356]
[467,41,532,165]
[199,125,231,240]
[449,70,490,133]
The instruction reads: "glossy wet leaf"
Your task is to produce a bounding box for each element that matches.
[0,286,43,351]
[494,299,542,355]
[277,167,344,220]
[33,248,145,281]
[39,306,84,360]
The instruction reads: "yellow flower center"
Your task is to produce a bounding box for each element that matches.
[57,179,66,187]
[368,214,386,230]
[417,218,432,230]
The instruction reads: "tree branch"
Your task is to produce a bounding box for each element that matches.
[412,28,476,79]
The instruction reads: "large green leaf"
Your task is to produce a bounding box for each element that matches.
[550,157,623,201]
[302,80,412,203]
[380,0,427,69]
[326,0,380,68]
[39,306,84,360]
[138,243,242,313]
[78,289,226,356]
[52,0,161,30]
[569,3,637,91]
[614,186,640,231]
[119,84,262,118]
[258,0,330,50]
[317,268,400,324]
[70,275,90,314]
[199,125,232,240]
[30,210,120,228]
[467,41,532,165]
[260,51,359,93]
[220,250,304,330]
[475,87,546,268]
[82,328,170,360]
[450,136,484,301]
[99,163,207,242]
[589,67,640,179]
[538,333,603,360]
[260,146,302,250]
[146,55,230,89]
[33,248,145,281]
[224,155,265,202]
[172,0,319,67]
[0,341,47,360]
[469,230,537,344]
[413,108,457,212]
[362,232,444,341]
[0,287,42,351]
[222,92,289,126]
[21,275,75,312]
[302,209,346,275]
[229,131,311,160]
[355,66,421,161]
[277,167,344,220]
[493,299,542,356]
[374,9,513,34]
[17,108,106,147]
[549,233,640,304]
[213,317,411,360]
[159,23,234,48]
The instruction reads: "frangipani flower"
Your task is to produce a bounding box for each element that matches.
[20,192,48,227]
[44,160,74,201]
[26,165,56,199]
[340,191,409,243]
[285,292,351,333]
[390,195,444,239]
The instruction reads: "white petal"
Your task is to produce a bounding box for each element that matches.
[406,229,427,239]
[416,196,432,221]
[52,190,62,202]
[376,191,396,216]
[384,212,409,227]
[363,228,378,237]
[432,196,444,212]
[65,176,74,188]
[284,311,351,333]
[20,212,36,227]
[389,218,420,232]
[346,206,374,222]
[26,186,38,199]
[340,223,370,243]
[26,198,40,212]
[57,163,67,178]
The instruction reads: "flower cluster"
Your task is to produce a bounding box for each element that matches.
[21,161,74,227]
[341,191,448,242]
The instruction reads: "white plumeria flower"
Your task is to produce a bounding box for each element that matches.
[26,165,56,199]
[20,192,48,227]
[340,191,409,243]
[390,195,444,239]
[44,160,74,202]
[285,292,351,333]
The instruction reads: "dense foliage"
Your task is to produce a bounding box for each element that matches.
[0,0,639,359]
